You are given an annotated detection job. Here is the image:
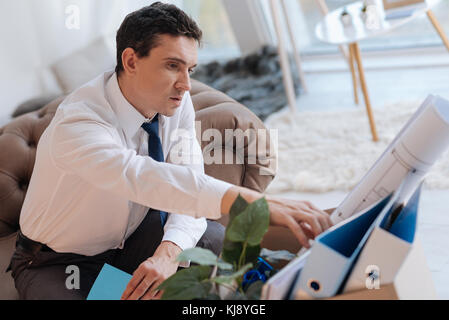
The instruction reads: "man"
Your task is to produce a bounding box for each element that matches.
[9,2,332,300]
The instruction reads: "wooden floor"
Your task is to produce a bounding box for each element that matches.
[270,62,449,299]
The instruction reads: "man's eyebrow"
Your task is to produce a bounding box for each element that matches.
[164,57,197,68]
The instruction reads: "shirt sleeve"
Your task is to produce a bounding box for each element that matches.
[162,92,231,252]
[49,102,233,221]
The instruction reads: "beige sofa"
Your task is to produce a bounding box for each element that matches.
[0,79,304,300]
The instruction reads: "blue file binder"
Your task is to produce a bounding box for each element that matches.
[294,196,392,298]
[382,183,420,243]
[341,182,422,293]
[294,179,410,299]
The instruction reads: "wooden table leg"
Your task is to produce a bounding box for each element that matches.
[426,9,449,52]
[351,42,379,142]
[348,44,359,105]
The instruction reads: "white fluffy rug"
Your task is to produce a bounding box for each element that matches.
[264,99,449,194]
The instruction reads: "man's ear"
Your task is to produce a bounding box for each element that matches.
[121,48,138,76]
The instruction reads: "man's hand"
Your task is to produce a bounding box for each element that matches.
[121,241,182,300]
[264,195,333,248]
[221,186,333,249]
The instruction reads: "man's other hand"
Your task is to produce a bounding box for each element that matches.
[121,241,181,300]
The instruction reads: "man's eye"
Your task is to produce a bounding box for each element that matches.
[188,69,195,74]
[168,63,178,70]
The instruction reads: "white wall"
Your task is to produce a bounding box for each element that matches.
[0,0,155,118]
[221,0,273,55]
[0,0,251,118]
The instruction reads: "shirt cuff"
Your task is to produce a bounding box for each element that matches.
[162,227,202,268]
[197,176,233,220]
[162,228,200,251]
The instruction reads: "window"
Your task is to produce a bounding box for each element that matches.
[180,0,240,62]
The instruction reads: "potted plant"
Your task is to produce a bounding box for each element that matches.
[158,195,295,300]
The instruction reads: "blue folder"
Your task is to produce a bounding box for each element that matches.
[340,183,422,293]
[87,264,132,300]
[293,179,412,299]
[381,182,420,243]
[293,175,424,299]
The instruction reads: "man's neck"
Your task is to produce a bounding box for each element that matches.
[116,74,157,120]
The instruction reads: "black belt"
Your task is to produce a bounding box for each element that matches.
[16,230,55,254]
[6,231,56,273]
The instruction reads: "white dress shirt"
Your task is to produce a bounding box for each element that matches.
[19,71,232,256]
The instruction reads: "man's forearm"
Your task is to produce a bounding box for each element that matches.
[220,186,263,215]
[153,240,182,263]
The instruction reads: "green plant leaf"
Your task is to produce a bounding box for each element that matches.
[212,263,253,285]
[217,258,233,271]
[221,195,250,266]
[229,194,249,225]
[222,241,260,267]
[158,265,212,300]
[259,248,296,264]
[221,240,242,266]
[222,195,266,267]
[226,197,270,246]
[176,247,232,270]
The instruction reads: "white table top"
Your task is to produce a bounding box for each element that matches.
[316,0,441,45]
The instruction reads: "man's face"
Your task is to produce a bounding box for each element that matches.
[127,34,198,118]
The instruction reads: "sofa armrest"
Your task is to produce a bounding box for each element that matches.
[195,102,276,193]
[195,103,276,227]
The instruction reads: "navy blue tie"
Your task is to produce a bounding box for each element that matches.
[141,115,168,227]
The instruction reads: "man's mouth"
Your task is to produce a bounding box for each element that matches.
[169,96,183,106]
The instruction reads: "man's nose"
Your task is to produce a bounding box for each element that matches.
[175,71,191,92]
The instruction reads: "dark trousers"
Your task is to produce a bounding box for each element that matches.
[9,213,225,300]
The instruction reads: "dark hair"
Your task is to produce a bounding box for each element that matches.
[115,2,202,75]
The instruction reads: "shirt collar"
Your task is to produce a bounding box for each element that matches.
[105,72,149,141]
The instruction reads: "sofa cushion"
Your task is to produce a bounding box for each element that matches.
[12,94,60,118]
[51,37,115,94]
